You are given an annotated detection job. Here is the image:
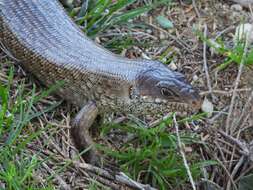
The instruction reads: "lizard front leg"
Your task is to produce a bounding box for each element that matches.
[71,101,101,165]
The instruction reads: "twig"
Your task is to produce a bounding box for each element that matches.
[42,162,71,190]
[226,156,245,190]
[249,3,253,18]
[73,161,157,190]
[97,31,157,40]
[214,141,227,163]
[192,0,200,18]
[203,24,215,101]
[207,106,229,124]
[225,39,248,133]
[148,113,171,128]
[200,88,251,96]
[200,179,222,190]
[228,131,241,180]
[214,157,237,190]
[148,23,193,53]
[234,163,253,182]
[173,114,196,190]
[219,130,250,156]
[232,90,253,130]
[214,26,235,40]
[89,175,121,189]
[118,172,148,190]
[0,40,20,62]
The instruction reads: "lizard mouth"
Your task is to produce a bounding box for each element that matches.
[138,96,201,114]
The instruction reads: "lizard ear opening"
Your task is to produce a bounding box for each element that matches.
[129,85,137,99]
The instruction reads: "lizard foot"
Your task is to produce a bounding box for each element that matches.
[71,101,102,166]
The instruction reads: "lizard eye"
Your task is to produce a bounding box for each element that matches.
[161,88,174,97]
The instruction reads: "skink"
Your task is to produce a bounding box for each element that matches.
[0,0,201,164]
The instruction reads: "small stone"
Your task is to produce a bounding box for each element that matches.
[193,74,199,81]
[231,4,243,11]
[104,9,109,15]
[95,37,100,43]
[161,57,167,63]
[146,29,152,34]
[184,146,193,153]
[201,97,214,118]
[142,13,148,17]
[168,61,177,70]
[141,53,151,60]
[159,32,166,40]
[156,15,174,29]
[6,111,12,118]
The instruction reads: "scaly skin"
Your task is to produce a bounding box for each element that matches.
[230,0,253,6]
[0,0,202,164]
[0,0,201,114]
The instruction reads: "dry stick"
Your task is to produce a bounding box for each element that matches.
[199,147,208,181]
[249,4,253,17]
[192,0,200,18]
[213,157,237,190]
[214,141,227,164]
[227,156,245,190]
[88,174,121,189]
[148,23,193,53]
[73,161,157,190]
[203,129,237,188]
[203,24,215,101]
[148,113,171,128]
[216,137,237,149]
[173,114,196,190]
[207,106,229,124]
[214,26,235,40]
[0,40,19,62]
[98,31,157,40]
[200,88,251,96]
[216,139,241,158]
[217,147,241,159]
[219,130,250,156]
[41,162,71,190]
[225,39,248,134]
[41,130,66,157]
[235,163,253,183]
[240,121,253,135]
[118,172,151,190]
[233,90,253,130]
[239,157,251,177]
[228,130,241,178]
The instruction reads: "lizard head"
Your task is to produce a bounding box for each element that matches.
[129,65,202,115]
